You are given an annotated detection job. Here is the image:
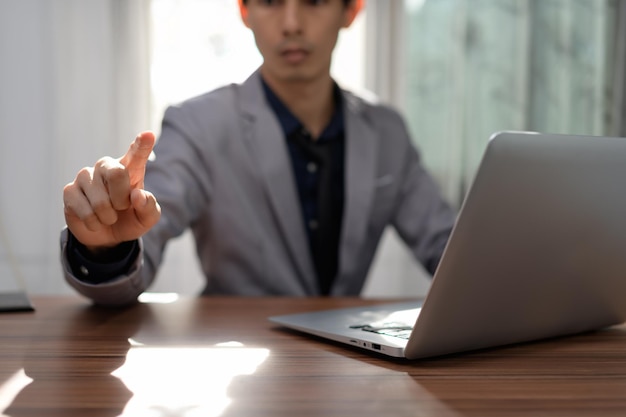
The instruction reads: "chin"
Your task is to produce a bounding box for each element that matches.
[268,66,323,84]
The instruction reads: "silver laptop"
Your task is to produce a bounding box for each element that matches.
[269,131,626,359]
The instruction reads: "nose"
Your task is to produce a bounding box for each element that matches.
[282,1,303,37]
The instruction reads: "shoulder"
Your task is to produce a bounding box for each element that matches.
[161,70,266,129]
[159,83,243,141]
[343,88,407,125]
[167,84,238,118]
[342,88,411,140]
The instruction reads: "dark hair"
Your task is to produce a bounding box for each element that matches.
[241,0,354,5]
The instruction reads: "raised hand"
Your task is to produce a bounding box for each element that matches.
[63,132,161,253]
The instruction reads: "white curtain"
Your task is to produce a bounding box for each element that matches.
[0,0,151,294]
[611,0,626,137]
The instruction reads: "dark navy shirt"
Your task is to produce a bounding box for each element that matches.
[261,79,345,294]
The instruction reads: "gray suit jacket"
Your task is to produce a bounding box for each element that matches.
[61,70,455,305]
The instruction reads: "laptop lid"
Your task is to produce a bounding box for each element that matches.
[270,131,626,359]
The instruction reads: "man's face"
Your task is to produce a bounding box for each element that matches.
[242,0,356,85]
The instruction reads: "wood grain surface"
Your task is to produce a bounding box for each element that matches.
[1,296,625,417]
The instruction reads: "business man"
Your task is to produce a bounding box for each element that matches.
[61,0,456,306]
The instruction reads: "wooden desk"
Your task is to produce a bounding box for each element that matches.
[1,296,626,417]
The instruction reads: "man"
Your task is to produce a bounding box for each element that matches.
[61,0,455,306]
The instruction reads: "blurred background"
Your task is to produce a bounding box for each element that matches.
[1,0,625,298]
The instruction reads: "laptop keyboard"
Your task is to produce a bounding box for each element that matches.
[349,307,420,340]
[350,323,414,340]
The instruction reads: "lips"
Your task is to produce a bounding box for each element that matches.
[280,46,310,65]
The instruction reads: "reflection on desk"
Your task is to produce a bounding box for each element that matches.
[1,295,626,417]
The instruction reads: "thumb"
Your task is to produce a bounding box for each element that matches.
[130,188,161,229]
[120,131,156,189]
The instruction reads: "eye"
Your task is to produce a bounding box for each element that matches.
[256,0,280,6]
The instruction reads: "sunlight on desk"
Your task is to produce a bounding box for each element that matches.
[138,292,180,304]
[112,340,269,417]
[0,369,32,417]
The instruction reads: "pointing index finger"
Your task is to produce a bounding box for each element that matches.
[120,131,156,189]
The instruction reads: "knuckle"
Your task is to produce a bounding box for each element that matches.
[76,167,94,183]
[63,182,78,196]
[105,165,128,184]
[95,156,114,168]
[91,197,113,214]
[68,202,94,222]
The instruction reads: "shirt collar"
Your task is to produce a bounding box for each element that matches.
[261,77,344,141]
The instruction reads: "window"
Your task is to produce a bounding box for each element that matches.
[397,0,624,205]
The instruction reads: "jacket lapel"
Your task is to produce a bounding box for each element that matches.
[237,71,318,294]
[338,94,377,280]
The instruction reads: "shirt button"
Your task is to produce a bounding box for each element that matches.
[79,265,89,276]
[308,219,319,230]
[307,162,317,173]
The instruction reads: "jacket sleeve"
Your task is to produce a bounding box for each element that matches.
[388,113,456,275]
[60,228,147,306]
